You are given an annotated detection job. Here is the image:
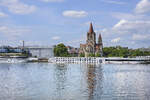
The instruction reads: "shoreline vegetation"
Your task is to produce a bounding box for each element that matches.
[0,44,150,58]
[103,46,150,58]
[54,43,150,58]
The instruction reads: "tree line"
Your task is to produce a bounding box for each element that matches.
[103,46,150,57]
[54,44,150,57]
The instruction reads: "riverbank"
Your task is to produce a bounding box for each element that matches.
[0,53,29,58]
[27,58,48,62]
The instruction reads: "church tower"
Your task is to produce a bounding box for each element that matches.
[86,23,96,45]
[86,23,96,54]
[98,34,103,56]
[98,34,103,46]
[79,22,103,57]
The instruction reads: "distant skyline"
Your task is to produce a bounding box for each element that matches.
[0,0,150,48]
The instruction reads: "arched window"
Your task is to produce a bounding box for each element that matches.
[88,45,93,53]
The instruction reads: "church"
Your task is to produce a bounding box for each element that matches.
[79,23,103,57]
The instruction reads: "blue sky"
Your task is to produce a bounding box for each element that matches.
[0,0,150,48]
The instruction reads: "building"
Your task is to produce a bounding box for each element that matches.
[26,46,54,58]
[0,46,26,53]
[66,46,79,57]
[0,46,9,53]
[79,23,103,57]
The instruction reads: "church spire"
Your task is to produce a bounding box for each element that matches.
[98,34,102,45]
[89,22,94,33]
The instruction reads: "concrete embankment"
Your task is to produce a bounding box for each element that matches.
[0,56,28,58]
[27,58,48,62]
[104,57,150,64]
[0,57,49,63]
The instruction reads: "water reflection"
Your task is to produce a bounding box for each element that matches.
[54,64,68,100]
[0,63,150,100]
[86,64,103,100]
[87,64,96,100]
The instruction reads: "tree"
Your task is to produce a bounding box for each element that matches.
[103,46,150,58]
[80,53,85,57]
[88,53,95,57]
[54,43,70,57]
[95,53,100,57]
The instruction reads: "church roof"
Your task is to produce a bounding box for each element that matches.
[89,22,94,33]
[98,34,102,41]
[80,44,86,47]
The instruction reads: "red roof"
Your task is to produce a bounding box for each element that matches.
[89,22,94,33]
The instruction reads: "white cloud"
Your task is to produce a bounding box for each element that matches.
[84,21,91,26]
[52,36,60,40]
[113,19,127,29]
[0,26,31,39]
[0,11,8,17]
[41,0,64,2]
[135,0,150,14]
[132,34,150,40]
[62,10,88,18]
[99,0,150,48]
[111,37,121,43]
[65,38,86,47]
[101,0,126,5]
[0,0,37,14]
[25,41,44,46]
[66,38,85,44]
[111,12,147,20]
[112,19,150,34]
[99,19,150,47]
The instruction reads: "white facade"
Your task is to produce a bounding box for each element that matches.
[26,46,54,58]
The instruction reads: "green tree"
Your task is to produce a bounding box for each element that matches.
[95,53,101,57]
[88,53,95,57]
[103,46,150,57]
[54,43,70,57]
[80,53,85,57]
[143,51,150,56]
[103,47,110,57]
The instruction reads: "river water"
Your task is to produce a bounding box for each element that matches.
[0,63,150,100]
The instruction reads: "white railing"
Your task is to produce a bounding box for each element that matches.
[49,57,103,64]
[49,57,150,64]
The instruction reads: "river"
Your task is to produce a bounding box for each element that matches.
[0,63,150,100]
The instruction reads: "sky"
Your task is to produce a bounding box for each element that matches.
[0,0,150,48]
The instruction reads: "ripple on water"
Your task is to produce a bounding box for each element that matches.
[0,63,150,100]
